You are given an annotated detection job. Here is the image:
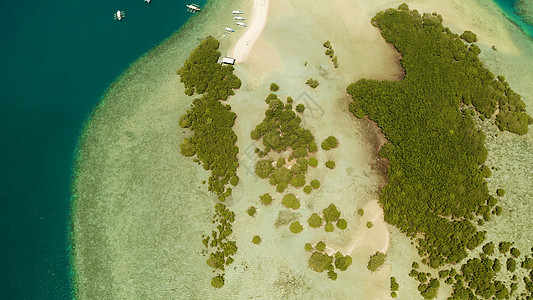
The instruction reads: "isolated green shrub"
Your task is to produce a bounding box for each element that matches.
[282,193,300,209]
[308,213,323,228]
[252,235,262,244]
[260,193,273,205]
[211,275,225,288]
[367,252,386,271]
[321,136,339,150]
[290,221,303,233]
[247,206,257,217]
[306,78,319,88]
[310,179,320,189]
[336,219,347,230]
[303,185,313,194]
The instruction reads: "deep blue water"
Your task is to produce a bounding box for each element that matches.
[493,0,533,38]
[0,0,205,298]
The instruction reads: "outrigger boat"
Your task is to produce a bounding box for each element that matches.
[187,3,201,13]
[114,10,125,21]
[224,27,235,32]
[232,10,243,14]
[236,22,247,27]
[234,16,245,20]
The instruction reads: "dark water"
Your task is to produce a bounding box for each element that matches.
[493,0,533,38]
[0,0,205,298]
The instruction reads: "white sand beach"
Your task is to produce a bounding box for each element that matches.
[231,0,270,62]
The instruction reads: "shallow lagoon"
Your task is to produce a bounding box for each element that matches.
[71,0,533,298]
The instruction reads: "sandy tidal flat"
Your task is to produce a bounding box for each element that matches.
[72,0,533,299]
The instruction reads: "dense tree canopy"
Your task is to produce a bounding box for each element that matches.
[347,4,530,268]
[177,37,241,100]
[178,37,242,200]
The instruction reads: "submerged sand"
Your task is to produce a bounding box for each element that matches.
[72,0,533,298]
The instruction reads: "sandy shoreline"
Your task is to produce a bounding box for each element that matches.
[230,0,270,62]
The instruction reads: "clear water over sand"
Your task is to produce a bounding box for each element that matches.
[72,0,533,298]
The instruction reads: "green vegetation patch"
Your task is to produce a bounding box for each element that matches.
[316,241,326,252]
[323,41,339,68]
[252,235,262,245]
[177,37,241,100]
[251,93,321,192]
[449,256,510,299]
[460,30,478,43]
[325,160,336,169]
[310,179,320,189]
[290,221,304,233]
[211,274,225,288]
[309,252,333,272]
[247,206,257,217]
[178,38,242,200]
[391,276,399,291]
[282,193,300,210]
[270,83,280,91]
[306,78,319,88]
[260,193,273,206]
[308,213,323,228]
[303,185,313,194]
[203,203,237,288]
[323,204,341,223]
[347,5,530,268]
[308,157,318,167]
[324,223,334,232]
[334,252,352,271]
[321,136,339,150]
[251,94,316,153]
[367,251,386,271]
[336,218,347,230]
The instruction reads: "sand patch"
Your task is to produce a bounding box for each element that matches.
[231,0,270,62]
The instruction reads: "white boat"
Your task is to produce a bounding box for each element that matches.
[187,3,201,12]
[236,22,247,27]
[114,10,125,21]
[232,10,243,14]
[145,0,151,3]
[234,16,245,20]
[224,27,235,32]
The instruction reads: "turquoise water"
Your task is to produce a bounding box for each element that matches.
[493,0,533,38]
[0,0,204,298]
